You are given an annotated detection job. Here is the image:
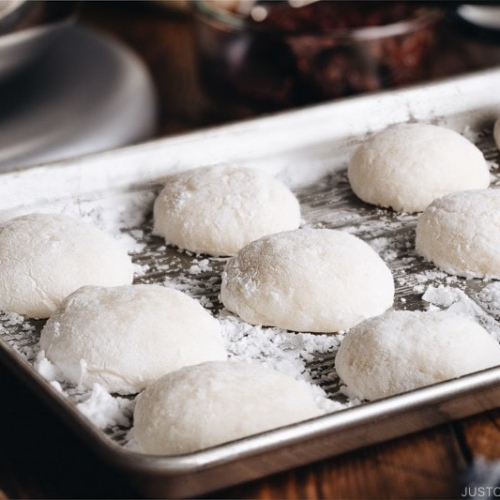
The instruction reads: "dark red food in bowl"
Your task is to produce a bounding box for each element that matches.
[192,1,443,117]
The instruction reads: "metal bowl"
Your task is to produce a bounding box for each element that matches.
[0,1,79,83]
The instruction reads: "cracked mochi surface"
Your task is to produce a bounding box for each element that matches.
[348,122,490,213]
[220,228,394,333]
[416,189,500,279]
[335,310,500,401]
[0,213,134,318]
[133,361,322,455]
[153,165,301,256]
[40,284,227,394]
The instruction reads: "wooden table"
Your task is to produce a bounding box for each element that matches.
[3,2,500,498]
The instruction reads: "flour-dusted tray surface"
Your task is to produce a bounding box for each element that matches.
[2,69,500,498]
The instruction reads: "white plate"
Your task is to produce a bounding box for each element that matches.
[0,24,158,170]
[457,4,500,30]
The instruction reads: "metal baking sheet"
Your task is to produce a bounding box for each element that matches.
[2,68,500,498]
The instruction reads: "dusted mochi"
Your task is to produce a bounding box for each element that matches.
[220,228,394,332]
[153,165,301,256]
[416,189,500,279]
[133,361,322,454]
[348,122,489,213]
[40,284,227,394]
[335,310,500,401]
[0,212,134,318]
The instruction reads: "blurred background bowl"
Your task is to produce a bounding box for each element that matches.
[191,0,443,118]
[0,0,32,34]
[0,0,78,84]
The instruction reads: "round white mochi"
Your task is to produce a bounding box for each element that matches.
[40,284,227,394]
[0,213,134,318]
[347,122,490,213]
[416,189,500,279]
[335,310,500,401]
[220,228,394,332]
[133,361,322,455]
[153,165,301,256]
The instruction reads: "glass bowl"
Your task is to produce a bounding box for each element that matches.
[191,1,443,117]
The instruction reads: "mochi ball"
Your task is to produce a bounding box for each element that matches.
[40,284,227,394]
[416,189,500,279]
[220,228,394,332]
[153,165,301,256]
[335,310,500,401]
[133,361,322,455]
[348,122,490,213]
[0,213,134,318]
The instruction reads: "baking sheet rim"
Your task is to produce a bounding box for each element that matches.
[3,332,500,477]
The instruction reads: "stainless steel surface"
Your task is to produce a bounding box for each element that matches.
[1,69,500,498]
[0,1,78,83]
[0,1,29,32]
[0,25,158,170]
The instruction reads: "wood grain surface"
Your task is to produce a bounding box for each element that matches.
[2,2,500,499]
